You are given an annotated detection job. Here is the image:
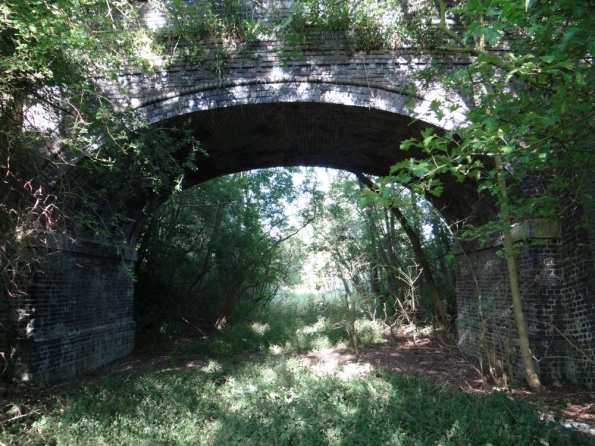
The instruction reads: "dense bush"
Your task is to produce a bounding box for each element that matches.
[135,169,308,332]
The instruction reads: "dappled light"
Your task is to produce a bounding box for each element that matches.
[3,291,594,444]
[3,0,595,443]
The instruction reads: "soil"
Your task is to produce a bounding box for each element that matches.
[303,331,595,432]
[2,328,594,435]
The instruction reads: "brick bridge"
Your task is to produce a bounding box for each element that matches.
[2,2,594,386]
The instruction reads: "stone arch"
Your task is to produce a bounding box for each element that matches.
[135,82,466,130]
[119,82,486,245]
[8,79,594,388]
[6,81,489,383]
[2,0,593,389]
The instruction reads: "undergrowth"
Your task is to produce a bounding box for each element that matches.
[3,359,592,445]
[152,291,383,359]
[2,292,593,445]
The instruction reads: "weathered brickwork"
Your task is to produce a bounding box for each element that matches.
[3,236,136,383]
[97,2,466,126]
[456,217,595,387]
[2,1,594,386]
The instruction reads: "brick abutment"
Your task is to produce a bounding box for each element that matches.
[2,1,594,386]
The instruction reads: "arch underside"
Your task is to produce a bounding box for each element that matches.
[122,83,492,239]
[179,101,425,178]
[7,0,592,386]
[147,99,487,232]
[18,84,595,387]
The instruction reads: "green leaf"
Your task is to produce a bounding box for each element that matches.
[401,139,416,151]
[430,100,441,112]
[411,162,429,178]
[422,135,435,148]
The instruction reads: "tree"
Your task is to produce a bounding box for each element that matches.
[0,1,154,294]
[305,170,454,330]
[374,0,595,391]
[136,168,310,331]
[356,172,447,324]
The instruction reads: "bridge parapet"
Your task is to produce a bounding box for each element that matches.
[97,1,467,126]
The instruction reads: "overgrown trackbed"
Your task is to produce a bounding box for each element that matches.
[4,330,593,437]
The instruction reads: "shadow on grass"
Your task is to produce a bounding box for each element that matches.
[4,355,594,446]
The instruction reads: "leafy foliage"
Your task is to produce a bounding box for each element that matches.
[371,0,595,390]
[0,1,205,381]
[307,171,455,328]
[0,0,147,293]
[151,0,262,76]
[135,168,310,331]
[170,291,379,357]
[0,0,157,306]
[388,0,595,234]
[274,0,437,55]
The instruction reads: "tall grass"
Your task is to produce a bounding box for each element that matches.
[174,291,382,358]
[2,292,593,445]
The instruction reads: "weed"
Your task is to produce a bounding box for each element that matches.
[3,357,592,445]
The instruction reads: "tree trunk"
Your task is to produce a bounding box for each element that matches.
[494,154,543,392]
[186,203,225,295]
[355,173,446,324]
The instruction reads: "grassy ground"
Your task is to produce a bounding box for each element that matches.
[2,292,594,445]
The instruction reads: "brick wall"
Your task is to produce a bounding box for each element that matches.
[3,235,136,383]
[5,0,472,384]
[4,0,593,386]
[456,218,595,388]
[97,2,466,126]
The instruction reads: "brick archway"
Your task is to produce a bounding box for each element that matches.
[3,1,593,386]
[119,82,479,244]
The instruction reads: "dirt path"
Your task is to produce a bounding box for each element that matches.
[302,334,595,432]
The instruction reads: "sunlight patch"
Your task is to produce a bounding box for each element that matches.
[268,344,284,355]
[297,316,326,335]
[308,360,340,377]
[309,336,332,351]
[201,360,223,374]
[336,362,373,381]
[258,367,279,384]
[250,322,270,336]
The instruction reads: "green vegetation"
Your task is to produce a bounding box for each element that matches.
[306,171,455,327]
[369,0,595,391]
[135,168,312,332]
[0,1,187,377]
[134,169,455,346]
[1,0,142,295]
[170,291,382,358]
[2,293,593,445]
[2,0,594,406]
[152,0,262,74]
[273,0,416,55]
[151,0,435,66]
[0,1,208,294]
